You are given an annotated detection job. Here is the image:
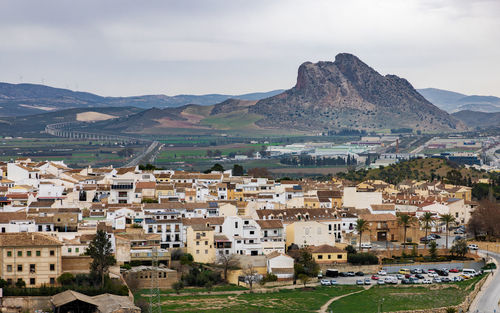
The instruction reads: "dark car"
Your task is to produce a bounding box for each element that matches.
[416,274,425,279]
[346,272,355,276]
[431,234,441,239]
[401,279,411,284]
[436,269,449,276]
[339,272,348,277]
[355,271,364,276]
[421,269,428,274]
[420,237,431,243]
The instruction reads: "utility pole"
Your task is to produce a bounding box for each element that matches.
[149,246,162,313]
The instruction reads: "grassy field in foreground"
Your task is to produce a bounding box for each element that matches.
[136,285,362,313]
[329,276,483,313]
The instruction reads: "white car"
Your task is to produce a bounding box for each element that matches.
[433,278,442,283]
[396,274,405,280]
[361,243,372,249]
[320,279,331,286]
[422,279,432,284]
[428,273,438,278]
[384,277,397,284]
[378,270,387,276]
[468,244,479,250]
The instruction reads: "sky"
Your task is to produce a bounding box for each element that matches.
[0,0,499,97]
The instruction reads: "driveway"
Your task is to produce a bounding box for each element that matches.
[468,251,500,313]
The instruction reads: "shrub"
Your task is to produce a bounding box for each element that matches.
[57,273,75,286]
[172,281,184,294]
[348,252,379,265]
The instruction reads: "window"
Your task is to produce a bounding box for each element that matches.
[50,278,55,285]
[17,264,23,272]
[17,251,22,257]
[68,248,72,253]
[196,250,200,254]
[317,255,323,259]
[249,231,254,235]
[30,278,35,285]
[27,251,31,257]
[244,220,249,225]
[196,241,200,246]
[36,251,41,257]
[235,222,238,228]
[50,250,55,256]
[337,254,342,259]
[30,264,36,273]
[205,250,208,254]
[75,248,79,253]
[205,241,208,245]
[7,251,12,257]
[38,225,43,231]
[6,265,12,272]
[50,264,55,271]
[328,254,331,259]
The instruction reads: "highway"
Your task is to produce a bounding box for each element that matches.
[469,251,500,313]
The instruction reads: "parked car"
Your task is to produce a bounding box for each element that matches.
[441,277,451,283]
[452,276,463,282]
[449,268,460,273]
[416,274,425,279]
[330,280,338,285]
[428,272,438,278]
[433,278,442,283]
[421,269,428,274]
[346,271,355,277]
[377,280,385,285]
[355,271,365,276]
[422,279,432,284]
[320,279,331,286]
[430,234,441,239]
[401,279,411,284]
[361,243,372,249]
[371,275,380,280]
[339,272,348,277]
[436,269,449,276]
[468,244,479,250]
[409,277,421,284]
[356,279,364,285]
[378,270,387,276]
[384,277,398,284]
[364,278,372,285]
[396,274,405,280]
[399,268,411,275]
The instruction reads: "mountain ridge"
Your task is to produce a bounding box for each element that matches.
[418,88,500,113]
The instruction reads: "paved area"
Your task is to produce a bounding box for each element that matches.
[469,251,500,313]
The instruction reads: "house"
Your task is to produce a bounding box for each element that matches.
[266,252,294,280]
[309,244,347,264]
[343,186,382,209]
[0,233,62,287]
[256,220,285,254]
[186,224,215,264]
[285,221,335,249]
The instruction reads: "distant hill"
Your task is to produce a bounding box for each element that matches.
[250,53,464,132]
[0,82,283,117]
[451,110,500,129]
[418,88,500,113]
[0,107,142,137]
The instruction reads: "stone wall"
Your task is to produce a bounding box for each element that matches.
[1,296,51,313]
[61,255,92,273]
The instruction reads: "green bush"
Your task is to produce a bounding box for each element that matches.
[348,252,379,265]
[57,273,75,286]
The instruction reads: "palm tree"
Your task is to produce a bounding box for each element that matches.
[398,214,415,250]
[440,214,456,249]
[420,212,434,248]
[355,219,369,250]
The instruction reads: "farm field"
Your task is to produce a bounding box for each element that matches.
[329,276,483,313]
[135,285,362,313]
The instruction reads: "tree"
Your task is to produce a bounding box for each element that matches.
[86,229,116,287]
[293,249,320,278]
[232,164,244,176]
[218,253,240,283]
[397,214,415,249]
[172,281,184,294]
[243,264,259,290]
[450,239,468,258]
[440,214,456,249]
[204,163,224,173]
[15,279,26,288]
[57,272,75,286]
[420,212,434,248]
[298,273,310,287]
[355,219,369,250]
[429,241,438,260]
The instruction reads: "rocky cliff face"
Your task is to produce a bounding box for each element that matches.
[250,53,465,131]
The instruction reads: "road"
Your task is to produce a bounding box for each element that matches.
[468,251,500,313]
[124,141,163,167]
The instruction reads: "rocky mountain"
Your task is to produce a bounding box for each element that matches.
[418,88,500,113]
[0,82,283,117]
[451,110,500,129]
[250,53,464,132]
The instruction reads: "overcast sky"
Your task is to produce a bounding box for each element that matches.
[1,0,499,97]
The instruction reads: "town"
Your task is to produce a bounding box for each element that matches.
[0,156,498,312]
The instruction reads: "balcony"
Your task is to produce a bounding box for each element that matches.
[112,184,134,190]
[130,249,170,261]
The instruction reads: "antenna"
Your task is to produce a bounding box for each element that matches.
[149,246,162,313]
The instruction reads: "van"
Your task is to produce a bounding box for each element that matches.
[399,268,411,275]
[462,269,478,276]
[360,243,372,249]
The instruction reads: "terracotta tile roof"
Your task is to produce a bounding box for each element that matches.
[135,181,156,191]
[359,213,397,222]
[0,212,29,223]
[182,217,225,226]
[0,233,62,247]
[370,204,395,211]
[256,219,283,229]
[309,244,345,254]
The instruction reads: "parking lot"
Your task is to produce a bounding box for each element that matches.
[319,269,481,286]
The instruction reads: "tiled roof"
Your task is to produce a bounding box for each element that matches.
[309,244,345,254]
[0,233,62,247]
[256,219,283,229]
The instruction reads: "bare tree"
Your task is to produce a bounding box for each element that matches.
[218,253,240,283]
[243,264,259,290]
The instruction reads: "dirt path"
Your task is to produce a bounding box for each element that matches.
[318,286,370,313]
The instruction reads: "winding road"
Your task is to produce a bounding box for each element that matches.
[469,251,500,313]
